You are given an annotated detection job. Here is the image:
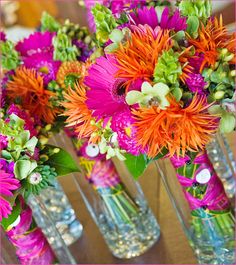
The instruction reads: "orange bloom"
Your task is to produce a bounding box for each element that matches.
[114,25,172,89]
[188,16,235,72]
[7,67,57,124]
[178,47,194,83]
[132,96,219,158]
[62,83,98,140]
[56,61,87,89]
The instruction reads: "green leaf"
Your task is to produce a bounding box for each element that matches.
[186,16,199,38]
[44,145,80,176]
[41,11,61,32]
[14,160,31,180]
[1,199,21,231]
[124,153,148,179]
[171,86,183,101]
[1,150,12,160]
[153,148,169,160]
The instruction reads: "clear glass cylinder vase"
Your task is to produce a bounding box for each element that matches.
[37,178,83,245]
[206,133,235,200]
[52,133,160,259]
[156,150,235,264]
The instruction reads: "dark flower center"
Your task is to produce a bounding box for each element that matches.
[111,79,127,102]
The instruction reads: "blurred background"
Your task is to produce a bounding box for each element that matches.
[0,0,235,42]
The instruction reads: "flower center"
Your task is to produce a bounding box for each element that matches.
[111,79,127,102]
[29,172,42,185]
[124,126,132,137]
[64,73,80,88]
[39,66,49,74]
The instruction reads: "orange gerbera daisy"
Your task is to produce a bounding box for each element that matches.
[62,83,98,140]
[132,96,219,158]
[56,61,87,89]
[188,16,235,72]
[114,25,172,88]
[7,67,57,124]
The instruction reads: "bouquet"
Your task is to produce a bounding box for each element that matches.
[62,0,235,263]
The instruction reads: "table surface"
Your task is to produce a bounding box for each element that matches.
[1,133,234,264]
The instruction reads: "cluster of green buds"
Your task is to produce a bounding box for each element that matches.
[0,39,20,70]
[53,29,79,61]
[91,3,117,45]
[60,19,96,50]
[48,80,65,106]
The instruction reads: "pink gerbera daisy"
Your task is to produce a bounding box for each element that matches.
[111,109,142,155]
[84,55,129,119]
[15,31,55,57]
[23,52,61,85]
[0,163,20,221]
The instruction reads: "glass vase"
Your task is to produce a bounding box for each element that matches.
[37,178,83,245]
[156,150,235,264]
[4,198,57,265]
[52,133,160,259]
[206,133,235,200]
[27,194,77,264]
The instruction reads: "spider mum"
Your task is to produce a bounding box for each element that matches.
[114,25,172,88]
[188,16,235,72]
[132,96,219,158]
[56,61,86,89]
[6,67,57,124]
[62,83,98,140]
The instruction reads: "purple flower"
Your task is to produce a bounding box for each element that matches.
[15,31,55,57]
[23,52,61,85]
[185,73,207,95]
[72,39,95,62]
[0,135,8,150]
[189,53,205,73]
[111,109,143,155]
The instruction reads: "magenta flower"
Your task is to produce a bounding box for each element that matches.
[0,134,8,149]
[189,53,205,73]
[7,104,38,137]
[130,6,187,32]
[15,31,55,57]
[111,109,142,155]
[185,73,207,95]
[0,163,20,221]
[85,55,128,118]
[0,31,6,42]
[6,202,55,265]
[23,52,61,85]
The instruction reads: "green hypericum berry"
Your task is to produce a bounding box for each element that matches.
[0,40,20,70]
[153,49,182,86]
[91,4,117,45]
[53,30,79,61]
[40,12,61,32]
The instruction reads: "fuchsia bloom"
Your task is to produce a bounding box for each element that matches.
[0,134,8,150]
[16,31,55,57]
[186,73,207,95]
[0,162,20,221]
[130,6,187,32]
[0,31,6,41]
[7,104,38,137]
[6,202,55,265]
[111,109,142,155]
[85,56,128,118]
[23,52,61,85]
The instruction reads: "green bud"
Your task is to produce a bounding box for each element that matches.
[214,91,225,100]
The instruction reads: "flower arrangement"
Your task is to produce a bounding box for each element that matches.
[62,0,235,263]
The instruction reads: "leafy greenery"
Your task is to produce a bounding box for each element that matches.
[91,3,117,45]
[43,145,80,175]
[0,40,20,70]
[1,198,21,230]
[40,11,61,32]
[186,16,199,38]
[124,153,149,179]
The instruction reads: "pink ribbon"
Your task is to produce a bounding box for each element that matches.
[170,151,230,211]
[6,200,55,265]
